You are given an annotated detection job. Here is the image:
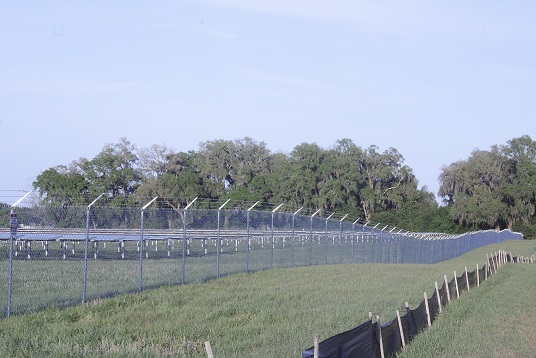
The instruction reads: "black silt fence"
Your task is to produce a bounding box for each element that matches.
[301,320,373,358]
[302,251,527,358]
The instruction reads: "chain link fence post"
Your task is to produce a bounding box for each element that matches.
[82,193,105,304]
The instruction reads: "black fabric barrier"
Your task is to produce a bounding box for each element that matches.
[448,276,457,299]
[478,265,486,285]
[468,269,478,288]
[380,318,403,358]
[409,299,428,333]
[398,311,412,343]
[302,253,513,358]
[302,320,373,358]
[486,257,494,272]
[512,255,523,263]
[428,290,440,322]
[438,282,449,307]
[456,272,467,294]
[371,322,381,358]
[403,305,418,342]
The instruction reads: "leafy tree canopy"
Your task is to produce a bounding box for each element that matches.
[32,135,536,236]
[438,135,536,231]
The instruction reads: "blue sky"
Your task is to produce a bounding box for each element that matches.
[1,1,534,203]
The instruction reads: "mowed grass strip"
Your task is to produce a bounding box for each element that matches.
[0,240,533,357]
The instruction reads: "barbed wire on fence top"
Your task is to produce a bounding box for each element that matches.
[0,190,39,206]
[0,192,480,238]
[1,193,526,241]
[2,194,366,222]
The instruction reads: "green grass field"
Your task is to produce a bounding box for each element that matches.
[0,240,533,357]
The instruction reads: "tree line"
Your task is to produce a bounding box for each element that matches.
[439,135,536,237]
[28,135,536,237]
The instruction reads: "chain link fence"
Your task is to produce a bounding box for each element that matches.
[0,200,524,318]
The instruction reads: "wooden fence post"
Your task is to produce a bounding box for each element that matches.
[476,263,480,288]
[485,254,489,280]
[396,310,405,347]
[314,334,319,358]
[462,267,467,292]
[453,271,460,299]
[205,341,214,358]
[377,315,385,358]
[424,292,432,327]
[435,281,442,313]
[444,275,451,303]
